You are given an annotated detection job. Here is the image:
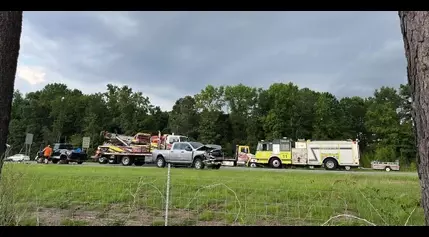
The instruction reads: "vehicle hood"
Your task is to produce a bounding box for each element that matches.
[195,144,222,151]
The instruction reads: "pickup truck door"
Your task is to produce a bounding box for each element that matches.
[181,144,194,163]
[170,143,183,163]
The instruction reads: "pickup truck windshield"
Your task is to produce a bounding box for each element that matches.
[189,142,204,149]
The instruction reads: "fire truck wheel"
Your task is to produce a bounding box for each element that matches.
[324,158,338,170]
[98,157,108,164]
[385,167,391,172]
[193,158,205,170]
[269,158,282,168]
[156,157,166,168]
[121,156,132,166]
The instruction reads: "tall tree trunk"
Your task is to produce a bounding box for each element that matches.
[399,11,429,225]
[0,11,23,176]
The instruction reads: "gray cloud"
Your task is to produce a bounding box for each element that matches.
[16,11,406,110]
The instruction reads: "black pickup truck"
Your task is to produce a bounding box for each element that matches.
[37,143,88,164]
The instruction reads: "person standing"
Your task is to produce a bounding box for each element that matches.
[42,145,53,164]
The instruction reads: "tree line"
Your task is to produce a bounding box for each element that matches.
[6,82,415,167]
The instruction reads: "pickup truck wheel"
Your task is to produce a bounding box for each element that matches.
[156,157,166,168]
[193,158,205,170]
[121,156,132,166]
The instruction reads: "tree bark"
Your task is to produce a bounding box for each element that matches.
[399,11,429,225]
[0,11,23,175]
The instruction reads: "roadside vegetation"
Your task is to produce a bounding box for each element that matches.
[0,163,423,226]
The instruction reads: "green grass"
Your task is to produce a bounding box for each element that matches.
[0,163,425,226]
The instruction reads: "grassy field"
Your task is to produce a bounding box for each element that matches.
[0,163,425,226]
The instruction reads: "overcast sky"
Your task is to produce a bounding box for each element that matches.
[16,11,407,111]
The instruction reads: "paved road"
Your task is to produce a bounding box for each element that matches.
[17,160,417,176]
[65,161,418,176]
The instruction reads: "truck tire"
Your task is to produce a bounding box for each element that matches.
[385,167,391,172]
[269,157,282,168]
[98,156,108,164]
[211,164,221,170]
[193,158,205,170]
[324,158,338,170]
[156,156,166,168]
[121,156,132,166]
[109,158,117,164]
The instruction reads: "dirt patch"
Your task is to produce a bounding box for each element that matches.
[27,206,240,226]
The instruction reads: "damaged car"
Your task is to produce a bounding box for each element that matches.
[152,141,224,170]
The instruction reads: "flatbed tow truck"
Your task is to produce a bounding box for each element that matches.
[220,145,254,167]
[93,131,189,166]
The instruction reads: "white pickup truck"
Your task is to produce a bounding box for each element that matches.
[152,141,224,170]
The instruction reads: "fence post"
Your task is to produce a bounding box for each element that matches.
[164,163,171,226]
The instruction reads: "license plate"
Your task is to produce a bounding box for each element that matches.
[222,161,234,166]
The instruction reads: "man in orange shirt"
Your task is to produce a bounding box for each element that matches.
[42,145,53,164]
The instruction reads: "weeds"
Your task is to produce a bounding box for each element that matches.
[0,163,425,226]
[0,164,32,226]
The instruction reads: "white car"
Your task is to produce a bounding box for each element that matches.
[5,154,31,162]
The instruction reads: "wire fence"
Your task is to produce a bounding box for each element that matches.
[0,162,425,226]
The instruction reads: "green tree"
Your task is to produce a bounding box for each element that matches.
[224,84,258,147]
[263,83,299,140]
[168,96,199,139]
[312,92,345,140]
[365,87,402,161]
[339,96,368,146]
[194,85,226,144]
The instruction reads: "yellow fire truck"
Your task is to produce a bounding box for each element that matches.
[249,138,360,170]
